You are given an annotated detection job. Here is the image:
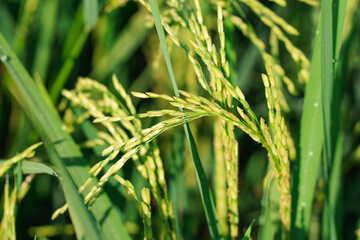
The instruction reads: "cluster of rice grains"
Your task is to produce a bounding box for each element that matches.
[57,76,175,239]
[59,0,309,238]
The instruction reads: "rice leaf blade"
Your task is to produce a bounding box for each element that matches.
[241,220,255,240]
[0,160,57,176]
[49,29,89,102]
[323,133,344,239]
[290,20,323,240]
[0,33,131,240]
[321,0,333,179]
[83,0,98,29]
[321,0,338,238]
[90,10,151,79]
[32,0,59,81]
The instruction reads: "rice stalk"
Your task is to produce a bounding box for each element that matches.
[0,176,16,240]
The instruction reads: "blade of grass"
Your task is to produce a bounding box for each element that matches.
[48,2,89,103]
[291,0,349,235]
[83,0,98,29]
[90,9,151,80]
[323,2,351,237]
[0,160,57,176]
[6,0,40,155]
[333,0,348,57]
[32,0,59,81]
[61,4,84,59]
[321,0,333,182]
[323,133,344,239]
[49,28,90,102]
[0,2,15,43]
[290,20,323,240]
[44,144,105,240]
[320,0,346,237]
[241,220,255,240]
[0,33,131,240]
[12,0,40,57]
[148,0,222,239]
[8,0,59,159]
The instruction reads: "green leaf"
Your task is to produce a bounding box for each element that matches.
[91,10,151,79]
[0,33,130,240]
[148,0,223,239]
[323,133,344,239]
[0,32,105,240]
[0,160,56,176]
[32,0,59,81]
[83,0,98,29]
[321,0,334,183]
[49,29,89,102]
[290,20,323,240]
[20,160,57,176]
[241,220,255,240]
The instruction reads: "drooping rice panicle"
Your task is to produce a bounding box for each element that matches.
[0,177,16,240]
[58,77,175,238]
[261,59,291,232]
[230,14,299,103]
[236,0,298,36]
[59,2,302,237]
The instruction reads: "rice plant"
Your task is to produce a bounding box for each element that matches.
[0,0,359,239]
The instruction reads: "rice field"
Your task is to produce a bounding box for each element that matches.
[0,0,359,239]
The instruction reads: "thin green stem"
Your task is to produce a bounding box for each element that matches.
[148,0,222,239]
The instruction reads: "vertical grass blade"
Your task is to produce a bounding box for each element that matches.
[148,0,222,238]
[32,0,59,81]
[290,20,323,240]
[83,0,98,29]
[45,145,105,240]
[0,33,131,240]
[49,29,89,102]
[323,1,350,237]
[323,133,344,239]
[291,0,350,237]
[90,10,151,79]
[321,0,334,180]
[241,220,255,240]
[333,0,348,57]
